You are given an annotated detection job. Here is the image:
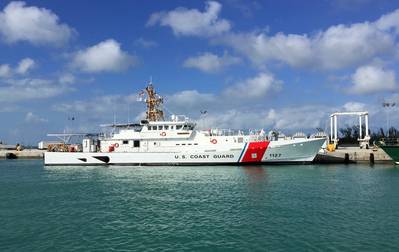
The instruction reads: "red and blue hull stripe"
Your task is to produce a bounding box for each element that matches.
[238,141,270,163]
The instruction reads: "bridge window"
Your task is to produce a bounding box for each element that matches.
[158,125,163,130]
[123,140,128,144]
[176,125,182,130]
[134,140,140,147]
[164,125,169,130]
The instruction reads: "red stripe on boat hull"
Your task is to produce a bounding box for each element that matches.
[241,141,269,162]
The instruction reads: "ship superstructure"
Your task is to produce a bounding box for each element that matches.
[44,82,325,166]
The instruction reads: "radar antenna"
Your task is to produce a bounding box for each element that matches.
[142,81,164,121]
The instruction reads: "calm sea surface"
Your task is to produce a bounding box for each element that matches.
[1,160,399,251]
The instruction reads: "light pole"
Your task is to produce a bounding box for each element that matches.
[383,102,396,137]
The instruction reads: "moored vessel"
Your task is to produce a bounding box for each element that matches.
[378,138,399,164]
[44,82,326,166]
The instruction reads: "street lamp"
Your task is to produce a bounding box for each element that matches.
[383,102,396,137]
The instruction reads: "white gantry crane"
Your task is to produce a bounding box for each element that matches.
[330,111,370,149]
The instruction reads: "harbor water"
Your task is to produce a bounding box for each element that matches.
[1,160,399,251]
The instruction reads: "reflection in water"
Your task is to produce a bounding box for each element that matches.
[241,165,267,180]
[241,165,267,183]
[240,165,269,200]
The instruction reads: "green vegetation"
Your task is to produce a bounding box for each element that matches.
[338,126,399,144]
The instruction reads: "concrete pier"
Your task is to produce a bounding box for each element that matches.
[314,147,392,164]
[0,149,45,159]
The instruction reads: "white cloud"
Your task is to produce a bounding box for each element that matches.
[350,65,396,94]
[375,9,399,32]
[51,86,384,133]
[0,1,74,46]
[194,105,332,132]
[219,32,314,68]
[217,8,399,70]
[0,64,12,77]
[166,90,217,113]
[16,58,35,74]
[266,106,331,130]
[53,94,139,114]
[315,23,394,69]
[58,73,75,84]
[0,58,36,78]
[183,52,241,73]
[52,94,143,127]
[72,39,136,73]
[223,72,282,99]
[147,1,230,37]
[0,78,72,102]
[25,112,47,123]
[195,109,270,129]
[342,102,366,111]
[134,37,158,48]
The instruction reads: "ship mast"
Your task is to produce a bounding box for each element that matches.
[143,82,164,121]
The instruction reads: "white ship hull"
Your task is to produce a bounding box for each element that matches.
[44,138,325,166]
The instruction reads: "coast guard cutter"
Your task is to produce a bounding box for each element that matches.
[44,82,325,165]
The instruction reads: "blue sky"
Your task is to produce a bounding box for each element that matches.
[1,0,399,145]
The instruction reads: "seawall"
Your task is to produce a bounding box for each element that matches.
[0,149,45,159]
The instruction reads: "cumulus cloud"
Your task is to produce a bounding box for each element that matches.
[342,102,367,111]
[51,85,384,133]
[52,94,143,128]
[72,39,136,73]
[53,94,139,114]
[217,8,399,70]
[0,64,12,78]
[223,72,282,99]
[0,78,72,102]
[195,109,270,129]
[375,8,399,32]
[183,52,241,73]
[25,112,47,123]
[16,58,35,74]
[166,90,218,114]
[147,1,230,37]
[266,105,331,130]
[0,1,74,46]
[350,65,396,94]
[0,58,36,78]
